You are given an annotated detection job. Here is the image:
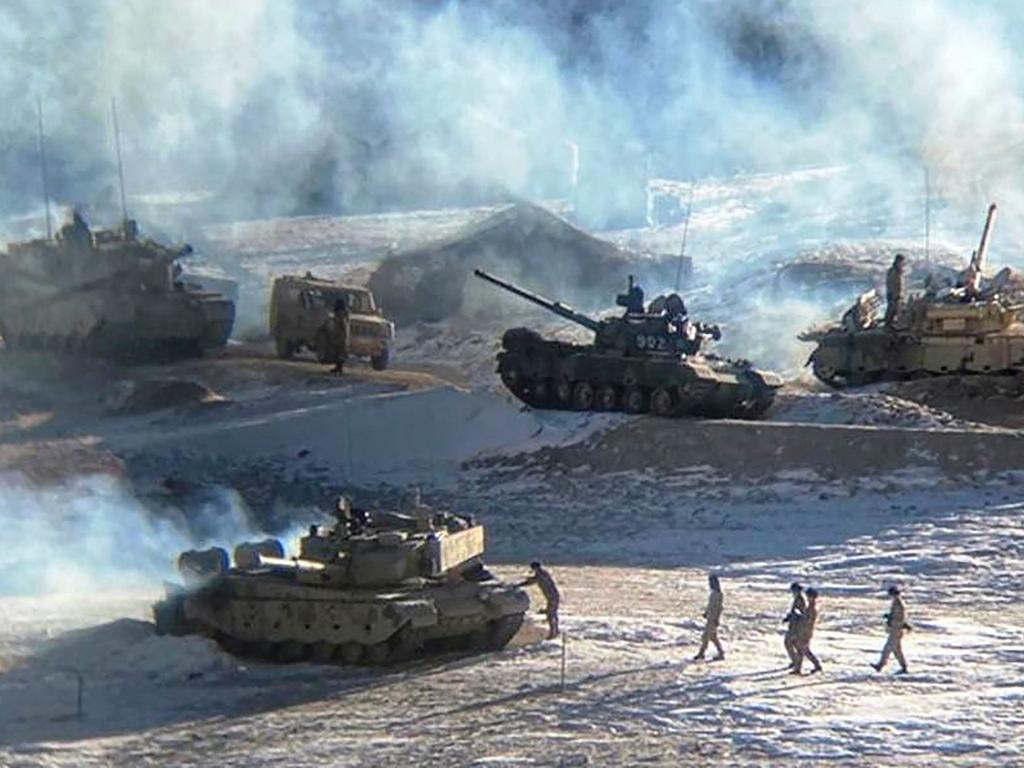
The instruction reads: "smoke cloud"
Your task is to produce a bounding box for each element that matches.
[2,0,1023,235]
[0,473,262,595]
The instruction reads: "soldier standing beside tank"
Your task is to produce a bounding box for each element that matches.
[521,561,560,640]
[693,572,725,661]
[329,296,350,374]
[872,585,911,674]
[783,582,807,669]
[792,587,822,674]
[884,253,906,328]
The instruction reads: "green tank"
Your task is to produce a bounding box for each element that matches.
[802,203,1024,387]
[153,495,529,665]
[474,269,782,418]
[0,216,234,360]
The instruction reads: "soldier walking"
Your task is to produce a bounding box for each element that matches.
[783,582,806,669]
[884,253,906,327]
[329,296,350,374]
[522,561,560,640]
[792,587,823,674]
[872,585,910,674]
[693,573,725,661]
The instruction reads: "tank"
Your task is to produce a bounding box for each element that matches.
[153,495,529,665]
[801,203,1024,387]
[0,216,235,360]
[474,269,782,418]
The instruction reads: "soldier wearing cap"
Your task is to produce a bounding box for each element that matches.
[872,585,911,674]
[693,572,725,661]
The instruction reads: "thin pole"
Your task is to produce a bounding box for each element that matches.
[36,98,52,240]
[560,633,567,692]
[924,166,931,266]
[110,97,129,228]
[674,182,696,292]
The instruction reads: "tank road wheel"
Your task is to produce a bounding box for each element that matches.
[623,386,647,414]
[555,379,573,407]
[527,378,552,408]
[389,625,421,663]
[811,358,845,389]
[310,641,337,663]
[337,642,363,665]
[275,640,306,663]
[499,361,524,393]
[365,641,390,665]
[274,336,295,360]
[650,387,677,417]
[314,329,333,364]
[572,381,596,411]
[595,384,618,412]
[483,613,525,651]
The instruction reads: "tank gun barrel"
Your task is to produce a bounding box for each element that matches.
[473,268,600,332]
[974,203,998,272]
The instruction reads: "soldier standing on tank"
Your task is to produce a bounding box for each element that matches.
[693,572,725,661]
[60,206,93,251]
[872,585,911,674]
[783,582,807,669]
[884,253,906,328]
[329,296,350,374]
[792,587,823,674]
[522,561,560,640]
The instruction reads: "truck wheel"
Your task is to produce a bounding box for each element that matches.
[275,336,295,360]
[314,330,332,364]
[371,348,390,370]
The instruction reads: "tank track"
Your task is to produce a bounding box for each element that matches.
[498,354,777,419]
[1,329,205,362]
[154,593,524,666]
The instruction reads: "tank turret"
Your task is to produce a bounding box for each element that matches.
[473,269,780,418]
[153,495,528,665]
[0,212,234,360]
[803,202,1024,387]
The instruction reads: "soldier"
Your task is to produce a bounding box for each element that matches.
[792,587,822,674]
[619,275,645,314]
[884,253,906,327]
[962,259,982,301]
[693,572,725,661]
[783,582,806,669]
[522,561,560,640]
[59,207,93,251]
[329,296,350,374]
[872,585,911,674]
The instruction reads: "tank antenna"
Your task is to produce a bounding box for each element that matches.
[674,180,696,292]
[110,96,129,231]
[923,165,931,266]
[36,97,53,240]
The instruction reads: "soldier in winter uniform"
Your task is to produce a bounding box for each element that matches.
[783,582,807,669]
[522,561,560,640]
[694,573,725,661]
[872,585,911,674]
[884,253,906,327]
[793,587,822,674]
[329,296,350,374]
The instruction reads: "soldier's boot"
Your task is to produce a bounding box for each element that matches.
[896,666,909,675]
[711,652,725,662]
[693,652,705,661]
[871,662,883,672]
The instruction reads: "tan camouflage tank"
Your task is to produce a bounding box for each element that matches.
[801,204,1024,387]
[153,494,529,665]
[0,215,234,361]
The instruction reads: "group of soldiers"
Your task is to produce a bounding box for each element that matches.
[517,566,910,675]
[695,574,911,674]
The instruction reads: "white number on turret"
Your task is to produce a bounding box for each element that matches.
[635,334,667,351]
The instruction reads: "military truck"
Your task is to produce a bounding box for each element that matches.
[269,274,395,369]
[474,269,782,418]
[0,215,235,360]
[801,203,1024,387]
[153,495,529,665]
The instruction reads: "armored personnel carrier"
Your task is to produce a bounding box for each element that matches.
[474,269,782,418]
[0,214,235,360]
[801,203,1024,387]
[153,495,529,665]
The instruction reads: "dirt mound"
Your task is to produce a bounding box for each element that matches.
[368,203,672,324]
[888,375,1024,429]
[106,379,227,415]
